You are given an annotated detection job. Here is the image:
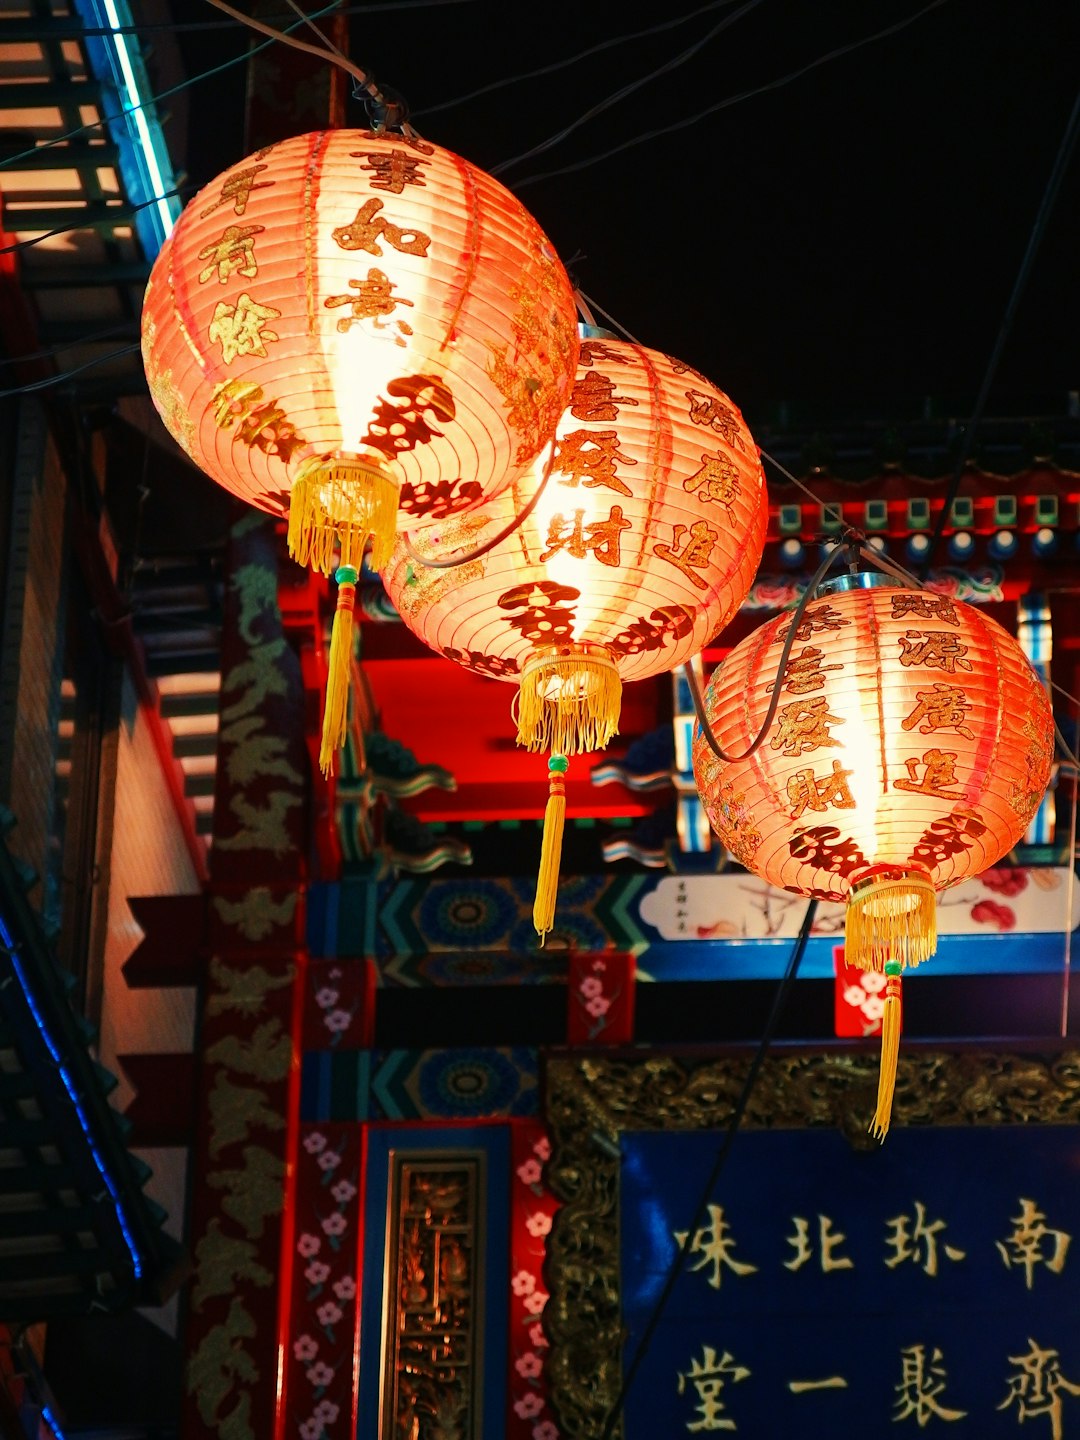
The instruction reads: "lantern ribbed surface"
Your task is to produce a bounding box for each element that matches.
[383,336,767,724]
[692,581,1054,907]
[141,129,578,555]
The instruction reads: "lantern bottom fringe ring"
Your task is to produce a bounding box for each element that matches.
[515,644,622,755]
[845,867,935,1142]
[287,452,400,577]
[319,564,357,777]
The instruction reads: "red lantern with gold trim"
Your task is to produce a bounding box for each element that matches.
[692,573,1055,1136]
[383,334,769,936]
[141,128,578,771]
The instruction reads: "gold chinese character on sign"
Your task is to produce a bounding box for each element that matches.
[898,630,974,673]
[893,1345,968,1426]
[675,1205,758,1290]
[323,268,414,341]
[332,197,431,257]
[677,1346,750,1433]
[197,223,266,284]
[891,592,960,626]
[786,761,855,820]
[884,1202,966,1277]
[207,293,281,364]
[783,1214,854,1272]
[997,1199,1071,1289]
[788,1377,849,1394]
[654,520,719,591]
[199,163,272,218]
[683,453,741,525]
[685,389,745,449]
[893,749,962,800]
[569,369,639,421]
[351,147,429,193]
[539,506,630,568]
[901,683,975,740]
[775,603,850,645]
[999,1340,1080,1440]
[553,429,635,495]
[770,697,845,757]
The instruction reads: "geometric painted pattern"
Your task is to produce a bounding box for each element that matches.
[301,1046,539,1122]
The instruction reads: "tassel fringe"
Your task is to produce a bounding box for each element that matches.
[870,965,903,1142]
[533,756,568,942]
[287,454,399,576]
[516,647,621,755]
[319,565,357,777]
[845,867,936,972]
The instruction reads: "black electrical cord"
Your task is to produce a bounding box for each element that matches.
[918,81,1080,574]
[511,0,949,189]
[598,896,818,1440]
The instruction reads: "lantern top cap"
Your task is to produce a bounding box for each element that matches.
[577,322,618,341]
[815,570,904,599]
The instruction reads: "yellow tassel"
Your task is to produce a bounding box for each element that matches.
[319,567,357,777]
[845,867,936,972]
[287,453,400,576]
[517,645,621,755]
[533,757,568,943]
[870,967,903,1142]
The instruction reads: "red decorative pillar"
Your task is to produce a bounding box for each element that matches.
[182,515,309,1440]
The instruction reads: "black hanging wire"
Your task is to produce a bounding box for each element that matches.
[402,443,557,569]
[687,540,843,764]
[918,81,1080,574]
[510,0,949,189]
[490,0,766,177]
[598,896,818,1440]
[415,0,745,119]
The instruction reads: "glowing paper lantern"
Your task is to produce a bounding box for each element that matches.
[141,128,578,770]
[692,574,1055,1135]
[383,334,768,934]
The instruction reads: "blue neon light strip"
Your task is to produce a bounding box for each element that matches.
[72,0,182,254]
[0,911,144,1280]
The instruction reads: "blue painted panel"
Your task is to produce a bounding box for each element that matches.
[621,1127,1080,1438]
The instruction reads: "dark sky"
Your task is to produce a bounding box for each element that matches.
[175,0,1079,429]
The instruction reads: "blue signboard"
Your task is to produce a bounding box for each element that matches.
[621,1127,1080,1438]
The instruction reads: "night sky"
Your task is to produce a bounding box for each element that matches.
[175,0,1078,429]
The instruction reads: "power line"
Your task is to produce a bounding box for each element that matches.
[598,897,818,1440]
[491,0,765,177]
[511,0,950,188]
[414,0,745,119]
[919,80,1080,572]
[0,1,341,173]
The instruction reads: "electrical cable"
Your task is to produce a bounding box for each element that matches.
[402,443,557,569]
[8,0,477,40]
[687,542,840,763]
[0,186,195,255]
[0,345,141,398]
[204,0,378,98]
[511,0,949,189]
[414,0,746,119]
[918,81,1080,574]
[491,0,764,177]
[0,1,342,173]
[598,896,818,1440]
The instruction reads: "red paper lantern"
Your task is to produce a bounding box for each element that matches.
[692,574,1055,1134]
[383,334,768,933]
[142,128,578,772]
